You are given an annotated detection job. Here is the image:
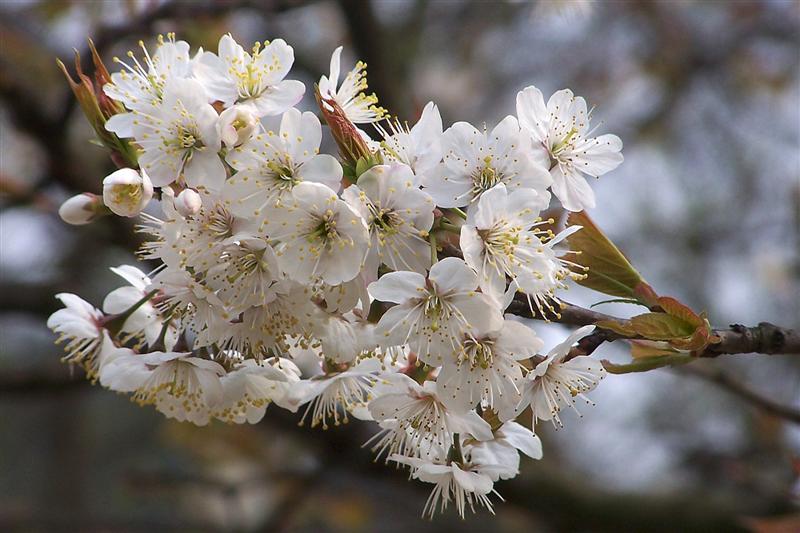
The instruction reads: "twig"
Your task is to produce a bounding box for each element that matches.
[678,365,800,425]
[507,295,800,359]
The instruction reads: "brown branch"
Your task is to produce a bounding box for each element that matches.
[508,295,800,358]
[507,295,800,424]
[678,365,800,425]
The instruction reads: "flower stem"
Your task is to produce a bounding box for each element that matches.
[429,231,438,265]
[451,207,468,220]
[103,289,158,336]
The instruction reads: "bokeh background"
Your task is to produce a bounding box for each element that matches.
[1,0,799,531]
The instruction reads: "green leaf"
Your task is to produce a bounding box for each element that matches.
[590,298,647,308]
[602,354,693,374]
[629,340,680,359]
[564,211,646,299]
[629,312,696,340]
[656,296,703,327]
[595,319,638,337]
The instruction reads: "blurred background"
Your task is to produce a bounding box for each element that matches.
[1,0,799,531]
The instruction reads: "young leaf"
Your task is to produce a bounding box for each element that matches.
[564,211,647,299]
[656,296,703,327]
[602,354,693,374]
[629,312,696,340]
[629,340,681,359]
[595,319,637,337]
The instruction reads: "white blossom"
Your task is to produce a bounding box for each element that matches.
[102,265,178,350]
[47,293,110,378]
[98,343,152,393]
[286,358,382,428]
[104,34,193,138]
[469,421,543,481]
[342,164,435,276]
[223,108,343,217]
[423,116,551,208]
[213,358,301,424]
[368,376,493,459]
[126,350,226,426]
[218,105,259,148]
[174,188,203,217]
[517,325,606,428]
[193,34,304,117]
[204,237,282,314]
[148,266,224,336]
[102,168,154,217]
[318,46,386,124]
[311,311,376,364]
[390,454,497,519]
[516,85,623,211]
[48,31,632,519]
[437,319,542,415]
[266,182,369,285]
[376,102,443,182]
[460,183,580,307]
[132,77,225,191]
[58,193,103,225]
[370,257,503,366]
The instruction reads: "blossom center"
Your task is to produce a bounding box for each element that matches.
[110,183,143,207]
[205,204,236,238]
[471,156,503,198]
[307,210,346,246]
[266,160,298,189]
[461,338,494,369]
[174,124,204,151]
[551,127,580,157]
[368,203,404,236]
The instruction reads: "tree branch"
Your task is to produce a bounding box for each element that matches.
[678,365,800,425]
[507,295,800,358]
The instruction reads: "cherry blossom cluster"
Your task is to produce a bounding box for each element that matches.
[50,34,623,518]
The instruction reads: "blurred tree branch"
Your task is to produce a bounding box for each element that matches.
[679,365,800,424]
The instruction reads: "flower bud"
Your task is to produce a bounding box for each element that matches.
[57,42,137,168]
[102,168,153,217]
[174,188,203,217]
[58,193,105,225]
[219,105,258,148]
[315,85,376,170]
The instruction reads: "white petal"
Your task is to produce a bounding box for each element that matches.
[516,85,549,142]
[368,271,426,303]
[573,134,624,176]
[298,154,343,191]
[500,422,543,459]
[251,79,305,116]
[428,257,478,294]
[551,164,596,212]
[184,150,226,192]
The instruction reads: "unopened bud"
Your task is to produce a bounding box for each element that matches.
[175,188,203,217]
[57,42,137,168]
[219,105,258,148]
[102,168,153,217]
[315,85,375,169]
[58,193,105,225]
